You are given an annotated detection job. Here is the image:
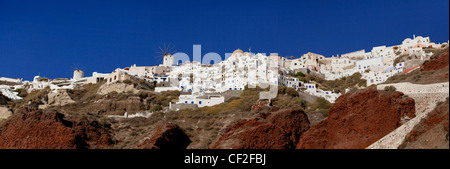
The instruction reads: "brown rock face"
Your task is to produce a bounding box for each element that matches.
[92,96,150,114]
[138,123,191,149]
[297,89,416,149]
[0,109,114,149]
[251,99,271,113]
[212,108,310,149]
[0,93,9,106]
[421,49,449,72]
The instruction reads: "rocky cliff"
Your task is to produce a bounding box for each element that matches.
[0,109,114,149]
[421,48,449,72]
[297,89,416,149]
[212,107,310,149]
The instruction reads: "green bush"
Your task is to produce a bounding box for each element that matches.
[308,97,332,117]
[151,105,163,112]
[278,85,287,95]
[384,86,397,92]
[123,79,133,84]
[290,71,306,77]
[320,72,366,92]
[285,87,299,97]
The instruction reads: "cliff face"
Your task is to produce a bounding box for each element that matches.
[212,108,310,149]
[90,96,150,114]
[0,109,114,149]
[0,94,8,106]
[421,49,449,72]
[297,89,416,149]
[137,123,191,149]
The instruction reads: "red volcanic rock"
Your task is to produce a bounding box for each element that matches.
[297,89,415,149]
[138,123,191,149]
[421,49,449,72]
[72,118,115,148]
[0,109,79,149]
[212,108,310,149]
[0,109,114,149]
[269,109,311,145]
[251,99,271,113]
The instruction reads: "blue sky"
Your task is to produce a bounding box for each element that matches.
[0,0,449,81]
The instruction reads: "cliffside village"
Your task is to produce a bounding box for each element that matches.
[1,35,448,110]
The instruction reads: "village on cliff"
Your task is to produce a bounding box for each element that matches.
[1,35,448,111]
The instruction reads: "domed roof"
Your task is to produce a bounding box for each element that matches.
[402,38,412,44]
[232,49,244,55]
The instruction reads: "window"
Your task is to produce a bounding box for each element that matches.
[191,101,194,104]
[185,101,187,103]
[199,101,202,104]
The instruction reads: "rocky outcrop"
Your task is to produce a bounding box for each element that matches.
[421,49,449,72]
[47,90,75,106]
[0,106,12,120]
[97,83,138,95]
[251,100,270,113]
[212,108,310,149]
[0,109,114,149]
[92,96,150,114]
[0,93,8,105]
[297,89,415,149]
[137,123,191,149]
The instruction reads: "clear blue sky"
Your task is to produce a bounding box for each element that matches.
[1,0,449,81]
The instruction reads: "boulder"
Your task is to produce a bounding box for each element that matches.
[0,106,12,120]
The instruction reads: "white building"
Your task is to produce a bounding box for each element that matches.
[176,94,225,108]
[354,56,384,74]
[279,75,302,89]
[86,72,110,84]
